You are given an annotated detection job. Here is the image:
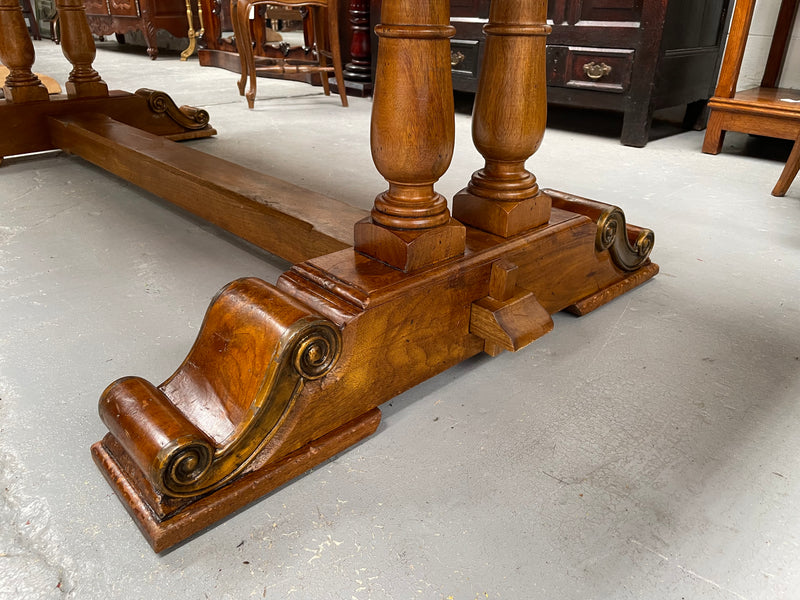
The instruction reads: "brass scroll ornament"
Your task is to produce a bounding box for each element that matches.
[451,50,465,68]
[596,206,654,271]
[583,61,612,80]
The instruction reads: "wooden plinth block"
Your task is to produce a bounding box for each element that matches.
[353,217,466,272]
[453,188,552,237]
[91,408,381,552]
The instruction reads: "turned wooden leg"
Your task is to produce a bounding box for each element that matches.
[353,0,465,272]
[453,0,551,237]
[55,0,108,98]
[240,0,259,108]
[343,0,371,83]
[233,0,248,95]
[0,0,49,103]
[312,5,331,97]
[773,133,800,197]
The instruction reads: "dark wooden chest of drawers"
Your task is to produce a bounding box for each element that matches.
[84,0,196,60]
[448,0,733,146]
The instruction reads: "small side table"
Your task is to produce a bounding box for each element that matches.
[702,0,800,197]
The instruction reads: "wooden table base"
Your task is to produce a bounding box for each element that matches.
[2,0,658,553]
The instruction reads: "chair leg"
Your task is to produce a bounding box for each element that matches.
[327,0,348,107]
[232,0,248,96]
[239,0,259,108]
[773,134,800,197]
[312,6,331,97]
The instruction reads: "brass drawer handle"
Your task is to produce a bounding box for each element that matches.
[583,61,612,80]
[451,50,465,68]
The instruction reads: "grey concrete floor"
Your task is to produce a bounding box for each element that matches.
[2,39,800,599]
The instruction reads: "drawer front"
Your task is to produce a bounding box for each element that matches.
[578,0,642,23]
[450,39,481,80]
[547,46,634,93]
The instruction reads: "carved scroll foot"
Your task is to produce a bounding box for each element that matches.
[93,195,657,552]
[92,409,380,552]
[91,277,381,551]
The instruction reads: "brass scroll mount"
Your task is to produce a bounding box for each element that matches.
[546,188,655,272]
[583,61,612,80]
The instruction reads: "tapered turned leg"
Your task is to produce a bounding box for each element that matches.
[55,0,108,98]
[343,0,371,83]
[0,0,49,103]
[453,0,551,237]
[353,0,465,272]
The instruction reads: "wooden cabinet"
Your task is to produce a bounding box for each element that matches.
[447,0,732,146]
[84,0,198,60]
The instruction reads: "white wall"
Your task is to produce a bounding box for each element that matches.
[737,0,800,89]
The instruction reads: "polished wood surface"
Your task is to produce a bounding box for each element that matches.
[702,0,800,196]
[1,0,657,553]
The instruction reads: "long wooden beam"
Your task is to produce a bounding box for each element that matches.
[49,114,366,263]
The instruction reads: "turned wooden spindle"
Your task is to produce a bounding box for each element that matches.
[353,0,465,272]
[55,0,108,98]
[0,0,49,103]
[343,0,371,83]
[452,0,552,237]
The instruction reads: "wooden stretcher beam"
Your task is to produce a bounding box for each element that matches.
[49,113,364,263]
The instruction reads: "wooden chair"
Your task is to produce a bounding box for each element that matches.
[232,0,348,109]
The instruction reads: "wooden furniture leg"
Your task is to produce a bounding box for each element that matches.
[91,0,657,553]
[0,0,48,103]
[773,133,800,197]
[353,0,465,271]
[453,0,551,237]
[55,0,108,98]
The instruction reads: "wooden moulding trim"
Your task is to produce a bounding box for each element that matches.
[707,98,800,120]
[291,209,585,312]
[374,24,456,39]
[483,23,551,36]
